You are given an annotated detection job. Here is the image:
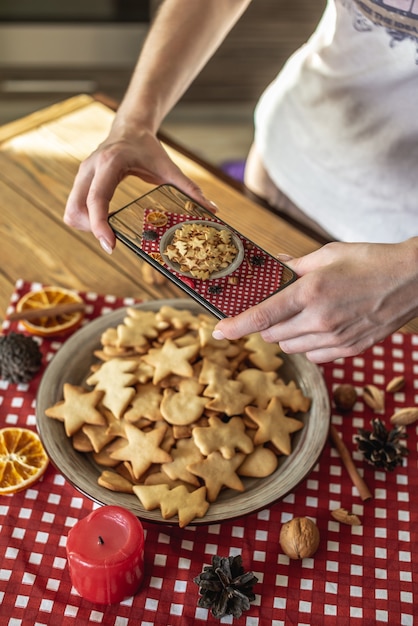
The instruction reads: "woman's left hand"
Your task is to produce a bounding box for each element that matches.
[213,240,418,363]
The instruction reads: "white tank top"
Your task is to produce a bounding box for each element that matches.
[254,0,418,242]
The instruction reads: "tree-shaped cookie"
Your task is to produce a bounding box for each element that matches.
[203,369,253,416]
[116,308,165,349]
[133,483,209,527]
[244,333,283,371]
[271,380,311,413]
[86,358,138,419]
[124,382,164,422]
[192,416,254,459]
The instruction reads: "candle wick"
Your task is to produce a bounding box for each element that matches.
[98,536,104,545]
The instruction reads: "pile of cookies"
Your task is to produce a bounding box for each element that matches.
[45,305,311,527]
[163,222,239,279]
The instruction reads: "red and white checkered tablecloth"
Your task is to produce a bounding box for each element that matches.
[0,279,417,626]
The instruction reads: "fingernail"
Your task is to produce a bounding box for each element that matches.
[99,237,113,255]
[207,200,218,213]
[212,329,225,340]
[276,253,293,262]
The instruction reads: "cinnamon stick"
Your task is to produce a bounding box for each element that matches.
[329,424,373,501]
[9,302,86,322]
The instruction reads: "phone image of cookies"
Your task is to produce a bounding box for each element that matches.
[108,184,297,318]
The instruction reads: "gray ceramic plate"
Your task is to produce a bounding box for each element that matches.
[36,299,330,525]
[159,220,245,279]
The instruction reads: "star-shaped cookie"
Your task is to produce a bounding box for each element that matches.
[162,485,209,527]
[110,423,172,480]
[245,396,304,455]
[142,337,199,384]
[161,437,204,486]
[44,383,105,437]
[236,368,284,408]
[188,451,245,502]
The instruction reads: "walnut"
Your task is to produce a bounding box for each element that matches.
[333,384,357,411]
[279,517,320,560]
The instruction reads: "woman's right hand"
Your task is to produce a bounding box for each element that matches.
[64,125,214,254]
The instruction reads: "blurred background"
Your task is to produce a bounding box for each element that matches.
[0,0,324,167]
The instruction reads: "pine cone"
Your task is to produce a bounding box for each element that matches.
[194,554,258,619]
[0,332,42,383]
[356,418,408,471]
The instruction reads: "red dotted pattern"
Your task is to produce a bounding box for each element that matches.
[0,280,417,625]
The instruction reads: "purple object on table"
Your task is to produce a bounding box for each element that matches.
[220,160,246,182]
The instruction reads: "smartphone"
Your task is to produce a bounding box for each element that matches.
[108,184,297,319]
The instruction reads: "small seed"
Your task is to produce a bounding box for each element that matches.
[331,508,362,526]
[386,376,405,393]
[363,384,385,412]
[390,407,418,426]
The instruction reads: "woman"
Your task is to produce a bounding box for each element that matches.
[64,0,418,362]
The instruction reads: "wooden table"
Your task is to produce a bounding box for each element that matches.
[0,94,323,315]
[0,93,416,335]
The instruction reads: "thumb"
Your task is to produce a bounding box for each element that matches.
[276,252,305,274]
[278,247,334,277]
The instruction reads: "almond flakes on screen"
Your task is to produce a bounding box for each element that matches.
[164,222,239,279]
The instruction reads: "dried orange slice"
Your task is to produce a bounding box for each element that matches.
[16,286,84,337]
[0,427,49,495]
[146,211,168,227]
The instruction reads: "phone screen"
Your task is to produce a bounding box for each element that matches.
[108,184,297,318]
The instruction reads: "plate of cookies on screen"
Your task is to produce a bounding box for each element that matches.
[36,299,330,527]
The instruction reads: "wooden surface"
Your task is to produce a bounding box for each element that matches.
[0,93,416,335]
[0,94,321,316]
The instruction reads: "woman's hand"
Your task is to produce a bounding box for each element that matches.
[213,240,418,362]
[64,127,214,254]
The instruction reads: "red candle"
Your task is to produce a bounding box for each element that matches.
[66,505,145,604]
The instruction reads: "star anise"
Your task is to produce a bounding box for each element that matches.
[194,554,258,619]
[356,418,408,471]
[250,255,265,266]
[208,285,223,294]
